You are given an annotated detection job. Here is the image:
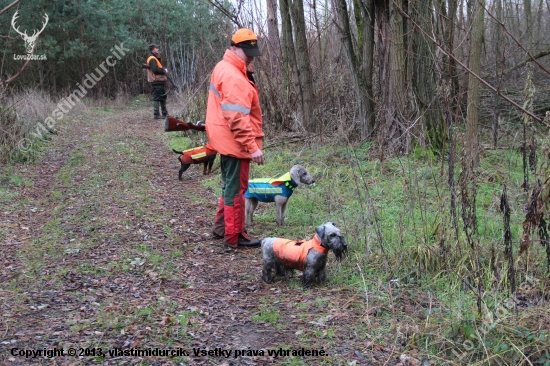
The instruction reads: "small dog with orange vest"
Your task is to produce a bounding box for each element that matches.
[172,144,217,179]
[261,222,347,286]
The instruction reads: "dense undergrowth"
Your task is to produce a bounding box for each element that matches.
[167,126,550,364]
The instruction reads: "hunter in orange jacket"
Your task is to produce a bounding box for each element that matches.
[207,28,264,248]
[206,50,264,158]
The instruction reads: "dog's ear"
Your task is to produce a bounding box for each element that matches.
[315,224,326,239]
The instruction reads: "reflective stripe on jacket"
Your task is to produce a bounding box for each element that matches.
[205,50,263,159]
[244,172,297,202]
[272,235,328,271]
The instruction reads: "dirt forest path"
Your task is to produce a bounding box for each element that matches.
[1,106,400,365]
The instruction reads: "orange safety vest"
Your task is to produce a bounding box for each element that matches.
[179,144,216,165]
[146,55,167,83]
[272,235,328,271]
[205,50,263,159]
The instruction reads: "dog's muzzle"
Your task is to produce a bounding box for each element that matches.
[334,239,348,260]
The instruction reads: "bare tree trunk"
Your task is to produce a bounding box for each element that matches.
[459,0,485,287]
[266,0,281,58]
[412,0,444,149]
[332,0,375,140]
[524,0,533,49]
[389,0,407,151]
[493,0,504,148]
[279,0,315,133]
[359,0,376,140]
[289,0,315,132]
[376,0,392,158]
[376,0,408,156]
[437,0,459,107]
[465,0,485,168]
[280,0,299,130]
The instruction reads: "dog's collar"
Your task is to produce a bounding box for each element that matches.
[312,234,328,255]
[285,179,298,191]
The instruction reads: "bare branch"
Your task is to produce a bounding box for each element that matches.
[203,0,241,28]
[507,49,550,74]
[0,36,39,86]
[482,2,550,76]
[0,0,20,16]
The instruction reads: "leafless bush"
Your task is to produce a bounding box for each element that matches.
[0,87,19,163]
[15,88,55,122]
[170,84,209,123]
[0,87,56,163]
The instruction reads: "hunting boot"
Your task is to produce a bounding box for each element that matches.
[160,101,168,117]
[153,101,163,119]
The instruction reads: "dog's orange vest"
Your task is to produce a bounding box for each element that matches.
[272,235,328,271]
[179,144,216,165]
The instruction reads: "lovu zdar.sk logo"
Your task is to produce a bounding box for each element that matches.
[12,10,48,60]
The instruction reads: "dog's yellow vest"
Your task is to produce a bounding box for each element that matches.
[245,172,297,202]
[272,234,328,271]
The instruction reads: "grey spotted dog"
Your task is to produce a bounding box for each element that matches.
[245,165,315,227]
[261,222,347,287]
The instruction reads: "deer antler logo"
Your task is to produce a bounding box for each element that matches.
[11,11,49,54]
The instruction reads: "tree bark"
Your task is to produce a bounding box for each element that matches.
[289,0,315,132]
[266,0,281,58]
[333,0,375,140]
[279,0,316,133]
[376,0,408,155]
[465,0,485,168]
[280,0,299,130]
[412,0,444,149]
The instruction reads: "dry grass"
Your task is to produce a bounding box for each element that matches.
[0,87,57,163]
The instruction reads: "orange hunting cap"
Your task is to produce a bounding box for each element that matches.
[231,28,262,57]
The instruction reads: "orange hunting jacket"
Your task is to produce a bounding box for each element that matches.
[273,235,328,271]
[206,50,263,159]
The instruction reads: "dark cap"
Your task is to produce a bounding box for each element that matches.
[149,44,159,51]
[234,40,262,57]
[231,28,262,57]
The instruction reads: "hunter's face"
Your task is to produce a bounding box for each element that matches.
[232,46,253,66]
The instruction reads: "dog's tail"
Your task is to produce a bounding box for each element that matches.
[172,148,183,155]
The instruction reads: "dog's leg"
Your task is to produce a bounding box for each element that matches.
[207,155,216,174]
[262,261,275,283]
[302,267,316,288]
[202,162,208,175]
[245,197,259,227]
[275,262,288,277]
[318,268,327,284]
[178,162,191,180]
[261,238,276,283]
[274,196,288,226]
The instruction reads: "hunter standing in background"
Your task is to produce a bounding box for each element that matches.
[146,44,168,119]
[206,28,264,249]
